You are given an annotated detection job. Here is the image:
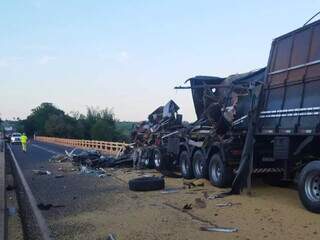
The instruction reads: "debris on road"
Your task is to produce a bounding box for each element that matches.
[54,174,64,178]
[37,203,65,211]
[32,170,52,175]
[216,202,241,208]
[106,233,117,240]
[200,226,238,233]
[207,193,225,200]
[54,147,134,169]
[161,188,181,194]
[183,179,206,189]
[183,203,192,210]
[79,165,106,177]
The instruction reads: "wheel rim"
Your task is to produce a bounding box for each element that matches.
[181,154,189,175]
[195,157,204,176]
[144,158,149,166]
[305,171,320,202]
[154,152,161,167]
[211,160,221,183]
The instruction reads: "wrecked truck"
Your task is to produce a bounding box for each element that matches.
[131,100,184,170]
[175,19,320,213]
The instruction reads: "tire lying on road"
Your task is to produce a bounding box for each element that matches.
[129,177,165,191]
[298,161,320,213]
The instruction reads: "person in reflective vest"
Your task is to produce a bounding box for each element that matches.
[21,133,28,152]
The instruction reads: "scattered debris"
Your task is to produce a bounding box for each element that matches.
[107,233,117,240]
[37,203,65,211]
[203,191,209,199]
[79,165,106,177]
[55,174,64,178]
[183,179,206,189]
[32,170,52,175]
[161,188,181,194]
[200,226,238,233]
[183,203,192,210]
[208,193,225,200]
[195,198,207,208]
[216,202,241,208]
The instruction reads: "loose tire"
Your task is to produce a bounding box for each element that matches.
[179,150,193,179]
[129,177,165,191]
[298,161,320,213]
[208,153,233,187]
[192,149,208,179]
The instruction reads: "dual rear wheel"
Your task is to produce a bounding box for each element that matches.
[180,149,233,187]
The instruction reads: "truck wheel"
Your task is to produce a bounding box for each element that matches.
[144,148,155,169]
[179,150,193,179]
[298,161,320,213]
[208,153,233,187]
[129,177,165,191]
[154,148,169,171]
[192,149,208,179]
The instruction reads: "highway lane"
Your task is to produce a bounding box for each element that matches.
[9,141,127,239]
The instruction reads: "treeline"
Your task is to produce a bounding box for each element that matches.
[20,103,135,142]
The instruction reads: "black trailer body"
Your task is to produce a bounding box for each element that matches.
[248,20,320,212]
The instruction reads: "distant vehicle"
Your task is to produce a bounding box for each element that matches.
[10,133,22,144]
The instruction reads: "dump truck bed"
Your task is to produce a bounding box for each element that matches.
[259,19,320,135]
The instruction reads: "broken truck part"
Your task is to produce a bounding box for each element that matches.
[131,100,185,170]
[173,69,266,187]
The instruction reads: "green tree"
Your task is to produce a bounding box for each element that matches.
[24,103,64,135]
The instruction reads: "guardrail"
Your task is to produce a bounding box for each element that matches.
[34,136,129,156]
[8,144,52,239]
[0,140,6,240]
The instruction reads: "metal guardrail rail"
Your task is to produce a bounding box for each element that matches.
[7,144,52,240]
[35,136,129,156]
[0,140,6,240]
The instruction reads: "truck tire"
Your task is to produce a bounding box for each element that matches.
[208,153,233,187]
[298,161,320,213]
[144,148,155,169]
[154,148,168,171]
[129,177,165,191]
[180,150,194,179]
[192,149,208,179]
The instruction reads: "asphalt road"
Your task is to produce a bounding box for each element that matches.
[10,141,127,239]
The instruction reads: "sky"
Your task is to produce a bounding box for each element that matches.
[0,0,319,122]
